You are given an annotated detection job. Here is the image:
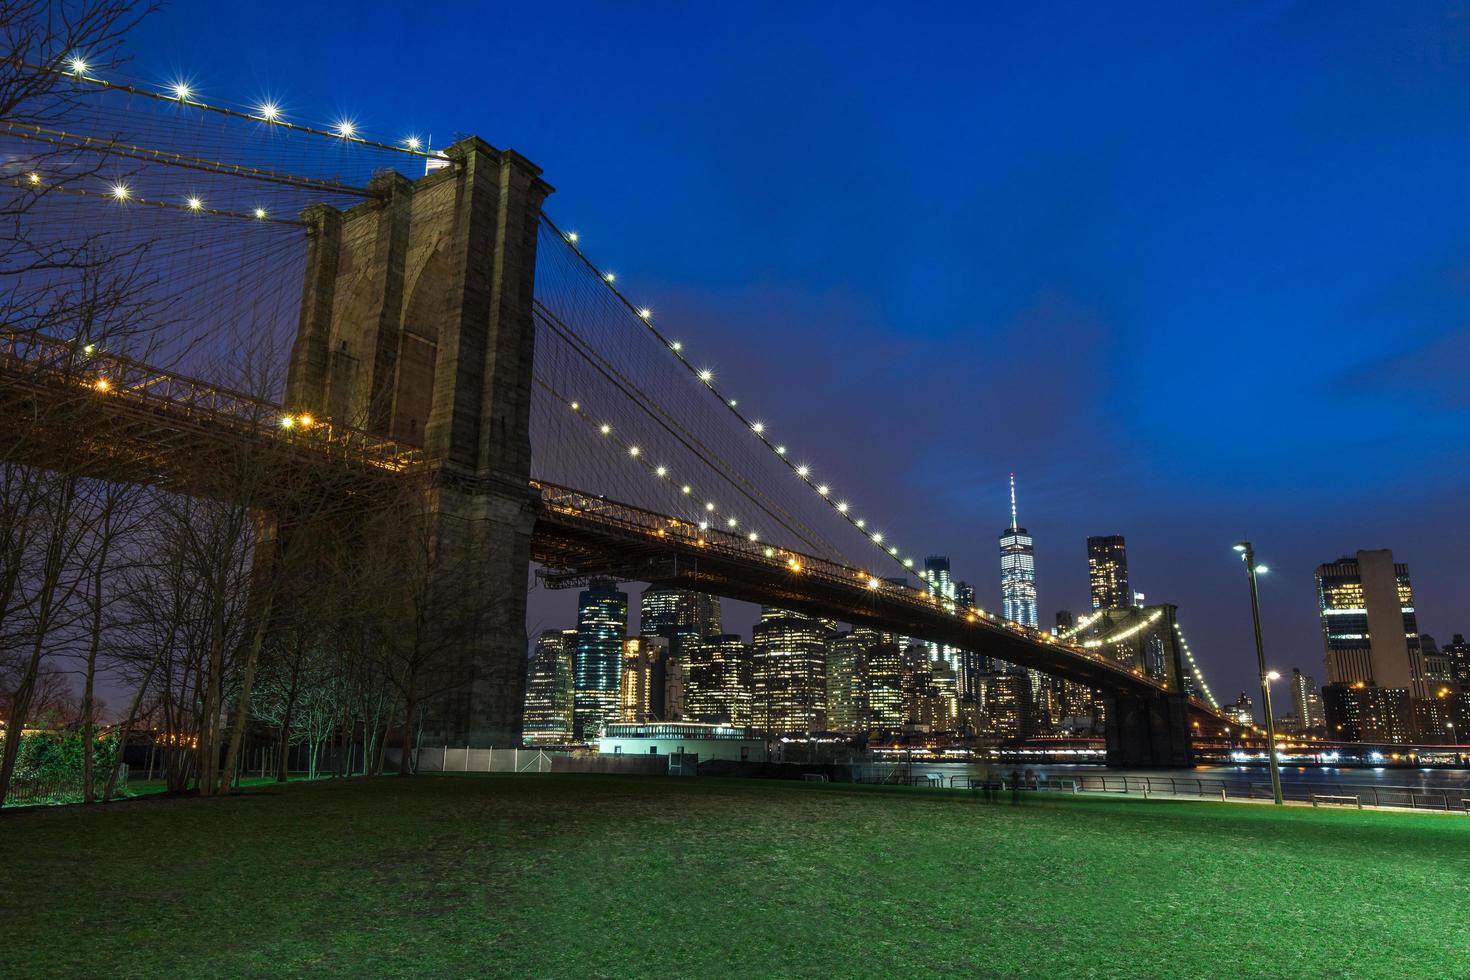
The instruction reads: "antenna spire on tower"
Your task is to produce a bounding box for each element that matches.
[1009,472,1018,530]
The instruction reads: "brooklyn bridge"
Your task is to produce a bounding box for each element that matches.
[2,60,1235,765]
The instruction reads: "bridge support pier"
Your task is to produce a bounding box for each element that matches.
[1102,692,1193,768]
[286,136,552,747]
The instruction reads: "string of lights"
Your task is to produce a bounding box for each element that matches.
[34,59,440,159]
[531,297,844,558]
[5,120,375,197]
[1173,621,1221,708]
[1080,609,1164,649]
[7,174,306,225]
[538,214,918,577]
[533,376,764,544]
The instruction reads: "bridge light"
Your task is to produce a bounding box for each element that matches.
[681,485,691,494]
[871,532,882,543]
[1232,544,1247,553]
[698,369,713,383]
[763,547,774,557]
[751,422,764,434]
[334,119,357,138]
[670,340,681,351]
[111,183,130,201]
[93,377,111,392]
[817,485,829,496]
[187,196,203,211]
[405,136,422,150]
[27,172,41,185]
[638,308,652,320]
[599,423,611,435]
[728,399,737,407]
[726,517,737,527]
[254,207,267,219]
[705,501,715,511]
[888,546,898,555]
[796,465,809,477]
[603,271,615,283]
[868,577,881,589]
[628,445,640,457]
[1254,564,1268,574]
[170,81,192,100]
[279,416,296,429]
[1266,670,1280,681]
[565,231,579,244]
[68,57,89,75]
[569,401,579,410]
[855,519,865,528]
[655,465,667,477]
[298,414,314,428]
[788,559,802,573]
[836,501,848,513]
[903,558,914,568]
[699,521,709,531]
[775,445,786,455]
[257,101,281,122]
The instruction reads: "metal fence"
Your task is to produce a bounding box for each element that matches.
[5,765,130,806]
[855,766,1470,814]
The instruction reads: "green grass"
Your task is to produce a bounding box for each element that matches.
[3,775,1468,978]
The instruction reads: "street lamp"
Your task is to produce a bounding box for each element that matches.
[1235,541,1283,805]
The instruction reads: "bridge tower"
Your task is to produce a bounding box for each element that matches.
[1077,604,1196,767]
[285,137,552,746]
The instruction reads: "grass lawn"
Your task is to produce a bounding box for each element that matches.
[3,775,1468,978]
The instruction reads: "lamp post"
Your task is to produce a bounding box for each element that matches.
[1234,542,1283,805]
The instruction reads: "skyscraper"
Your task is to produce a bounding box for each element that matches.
[1290,668,1324,733]
[524,629,576,744]
[1087,535,1130,610]
[639,586,721,638]
[1316,549,1423,741]
[827,629,877,733]
[999,474,1038,628]
[684,634,752,726]
[619,636,678,724]
[573,578,629,741]
[752,614,830,733]
[864,636,905,732]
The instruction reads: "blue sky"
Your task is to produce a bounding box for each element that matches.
[131,2,1470,701]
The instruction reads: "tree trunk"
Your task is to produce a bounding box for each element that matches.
[218,592,273,795]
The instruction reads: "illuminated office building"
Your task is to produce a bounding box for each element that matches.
[619,636,679,724]
[684,634,752,726]
[523,629,576,745]
[572,578,629,741]
[752,614,830,733]
[640,585,721,638]
[1290,668,1324,733]
[1087,535,1131,610]
[999,474,1038,628]
[827,630,873,733]
[864,636,905,732]
[1223,692,1254,727]
[1316,549,1423,741]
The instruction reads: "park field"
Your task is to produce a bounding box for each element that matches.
[3,775,1468,978]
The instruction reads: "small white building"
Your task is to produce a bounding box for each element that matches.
[598,722,767,763]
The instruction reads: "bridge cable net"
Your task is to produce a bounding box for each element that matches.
[531,225,910,580]
[1,69,421,395]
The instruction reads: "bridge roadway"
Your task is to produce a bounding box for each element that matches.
[532,481,1224,721]
[1,333,1227,726]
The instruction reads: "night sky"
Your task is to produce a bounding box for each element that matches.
[130,2,1470,703]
